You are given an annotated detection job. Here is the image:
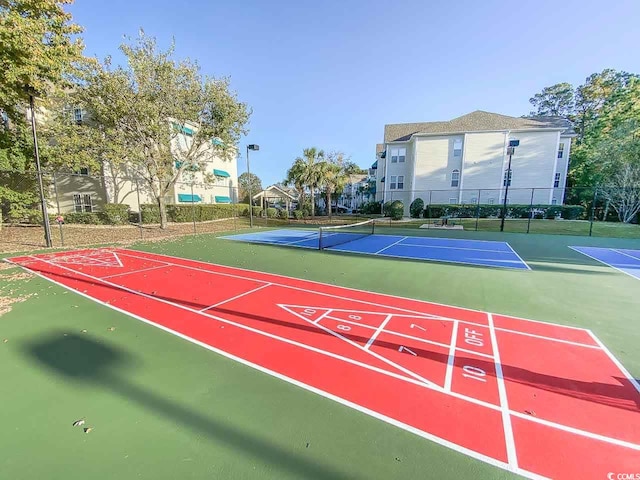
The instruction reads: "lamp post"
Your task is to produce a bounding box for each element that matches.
[500,139,519,232]
[29,93,52,247]
[246,144,259,228]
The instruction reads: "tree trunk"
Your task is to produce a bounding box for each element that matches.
[327,191,332,221]
[158,194,168,229]
[310,187,315,217]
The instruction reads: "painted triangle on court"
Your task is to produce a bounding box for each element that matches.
[278,304,334,323]
[50,250,123,268]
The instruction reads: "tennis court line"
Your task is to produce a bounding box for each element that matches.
[444,321,459,391]
[10,254,640,459]
[488,313,519,470]
[115,250,595,345]
[116,248,593,331]
[504,243,532,271]
[102,264,170,279]
[613,248,640,263]
[569,246,640,281]
[398,242,514,254]
[374,237,409,255]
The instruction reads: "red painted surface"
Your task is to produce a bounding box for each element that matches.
[8,248,640,479]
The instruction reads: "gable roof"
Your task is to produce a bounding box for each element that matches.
[252,184,298,200]
[384,110,574,142]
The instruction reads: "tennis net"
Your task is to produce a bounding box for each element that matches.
[318,219,376,250]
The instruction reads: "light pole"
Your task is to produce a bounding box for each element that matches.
[246,144,259,228]
[29,93,52,247]
[500,139,519,232]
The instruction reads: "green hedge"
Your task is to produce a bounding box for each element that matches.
[266,207,278,218]
[389,200,404,220]
[140,203,252,224]
[48,204,131,225]
[279,209,289,219]
[409,198,424,218]
[101,204,129,225]
[423,203,585,220]
[293,210,303,220]
[361,201,382,215]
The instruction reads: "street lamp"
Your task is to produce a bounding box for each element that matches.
[246,144,259,228]
[500,139,519,232]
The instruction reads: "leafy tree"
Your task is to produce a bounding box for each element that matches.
[529,83,574,117]
[285,157,308,211]
[591,120,640,223]
[0,0,85,122]
[67,32,250,228]
[316,151,357,220]
[238,172,262,204]
[288,147,324,217]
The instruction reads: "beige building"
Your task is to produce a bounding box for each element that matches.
[52,113,239,214]
[374,111,575,214]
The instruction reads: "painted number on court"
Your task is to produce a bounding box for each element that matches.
[462,365,486,383]
[464,327,484,347]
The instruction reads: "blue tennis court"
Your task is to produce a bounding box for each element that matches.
[221,228,530,270]
[571,246,640,280]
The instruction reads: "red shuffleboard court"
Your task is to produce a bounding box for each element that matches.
[7,248,640,479]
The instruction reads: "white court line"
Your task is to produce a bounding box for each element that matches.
[3,260,539,479]
[312,309,333,324]
[374,237,409,255]
[101,264,170,279]
[586,330,640,396]
[198,283,273,312]
[279,304,446,321]
[118,248,592,331]
[324,315,495,360]
[510,410,640,452]
[364,315,393,349]
[116,250,599,349]
[488,313,519,471]
[504,242,532,271]
[613,249,640,264]
[9,255,640,460]
[569,246,640,282]
[444,321,459,391]
[397,242,512,253]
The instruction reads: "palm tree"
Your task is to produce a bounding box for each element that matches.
[317,153,357,220]
[289,147,324,217]
[285,158,307,211]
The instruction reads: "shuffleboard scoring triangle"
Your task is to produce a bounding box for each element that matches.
[278,304,333,323]
[47,249,124,268]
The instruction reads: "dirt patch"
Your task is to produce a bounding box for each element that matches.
[0,270,34,318]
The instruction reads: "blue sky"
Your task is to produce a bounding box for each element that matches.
[69,0,640,186]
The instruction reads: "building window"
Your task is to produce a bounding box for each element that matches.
[453,139,462,157]
[470,197,478,204]
[451,169,460,187]
[74,108,84,125]
[390,175,397,189]
[390,147,406,163]
[557,143,564,159]
[73,194,93,213]
[552,198,558,205]
[449,198,457,205]
[554,172,561,188]
[488,198,495,205]
[503,169,512,187]
[397,175,404,189]
[73,167,90,176]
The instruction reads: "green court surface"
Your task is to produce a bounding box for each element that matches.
[1,226,639,480]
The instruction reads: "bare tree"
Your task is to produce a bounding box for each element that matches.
[600,164,640,223]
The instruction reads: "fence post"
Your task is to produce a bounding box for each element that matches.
[135,179,143,239]
[589,187,598,237]
[475,189,481,231]
[427,191,432,220]
[190,182,196,234]
[526,188,535,234]
[52,172,64,246]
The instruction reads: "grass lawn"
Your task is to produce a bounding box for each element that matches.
[1,226,639,479]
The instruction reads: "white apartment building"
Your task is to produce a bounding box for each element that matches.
[374,111,575,214]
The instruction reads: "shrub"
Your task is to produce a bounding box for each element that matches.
[293,210,303,220]
[101,204,130,225]
[561,205,586,220]
[279,209,289,219]
[141,204,161,223]
[389,200,404,220]
[266,207,278,218]
[409,198,424,218]
[382,201,393,217]
[361,201,382,215]
[60,212,102,224]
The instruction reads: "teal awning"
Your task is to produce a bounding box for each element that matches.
[371,161,378,169]
[215,196,231,203]
[175,160,199,171]
[211,138,224,146]
[178,194,202,203]
[380,176,385,183]
[172,123,194,136]
[213,169,230,178]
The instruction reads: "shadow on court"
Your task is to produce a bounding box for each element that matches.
[22,332,353,480]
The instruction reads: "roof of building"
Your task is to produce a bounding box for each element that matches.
[384,110,575,143]
[252,184,298,200]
